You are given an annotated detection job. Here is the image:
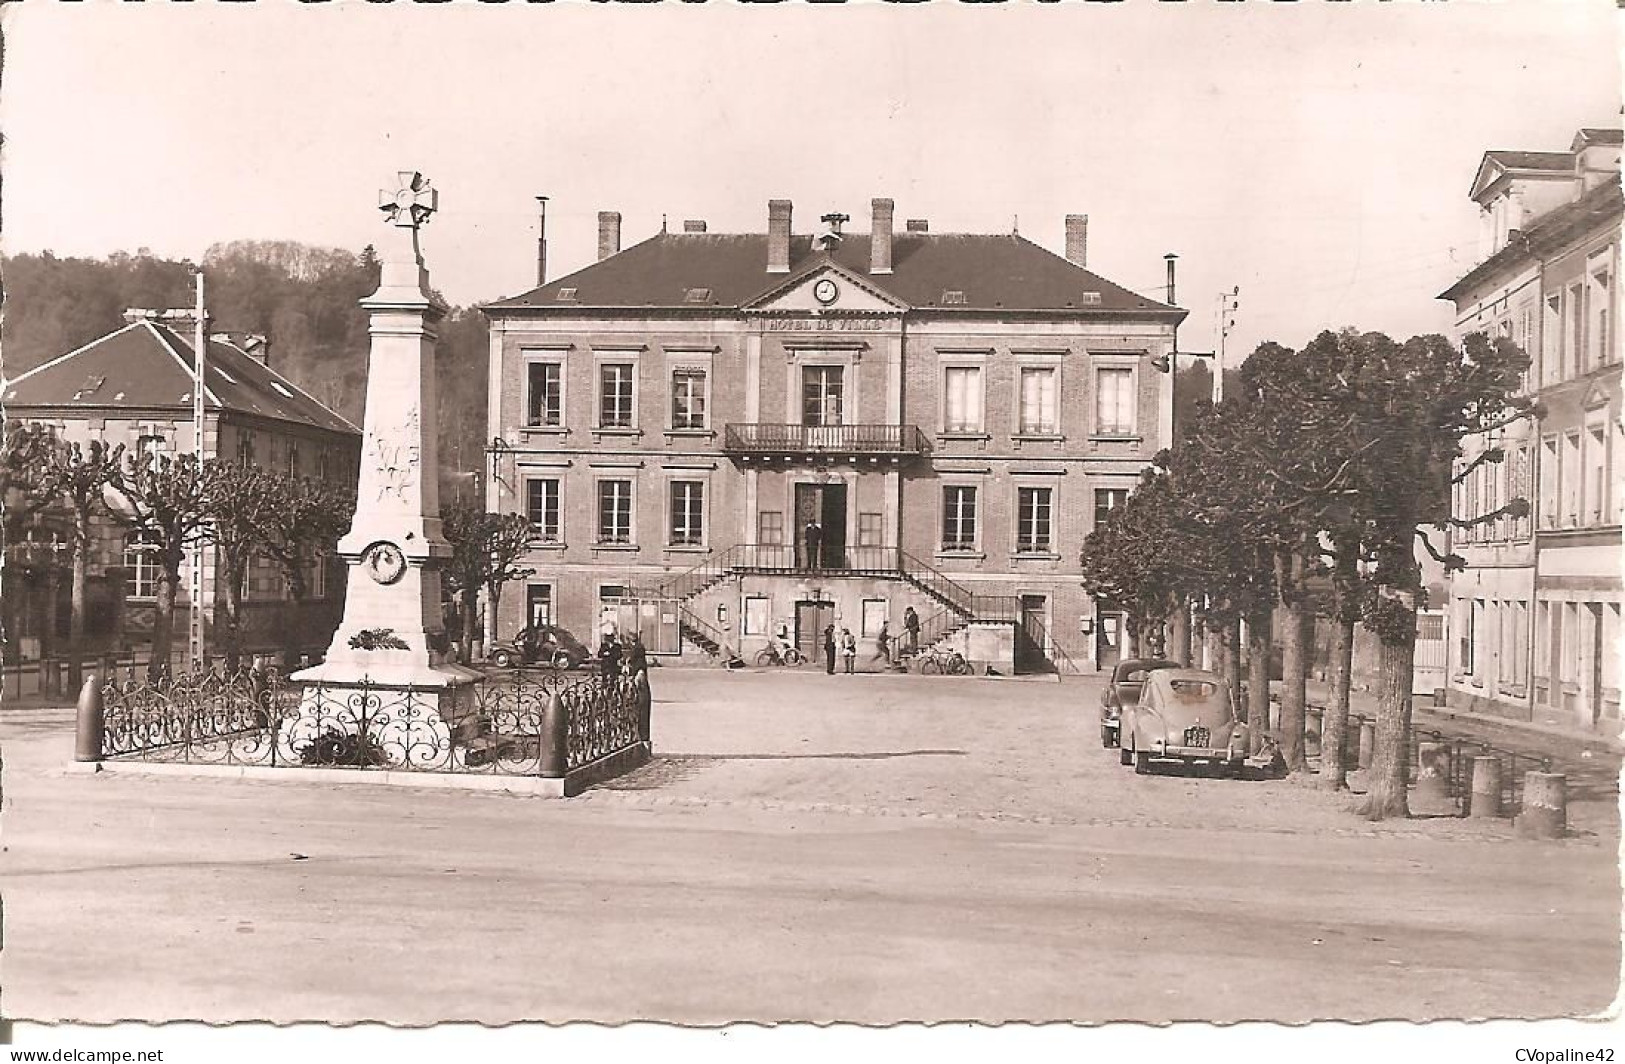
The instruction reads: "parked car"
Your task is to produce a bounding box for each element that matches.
[487,625,590,670]
[1119,668,1279,776]
[1099,657,1179,748]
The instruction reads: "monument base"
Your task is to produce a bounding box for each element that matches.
[282,662,482,771]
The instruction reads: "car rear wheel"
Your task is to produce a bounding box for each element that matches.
[1133,751,1152,775]
[1100,726,1114,749]
[1119,743,1132,766]
[492,649,515,669]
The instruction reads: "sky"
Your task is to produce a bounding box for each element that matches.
[2,1,1619,373]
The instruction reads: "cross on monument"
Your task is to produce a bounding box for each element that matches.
[379,171,439,229]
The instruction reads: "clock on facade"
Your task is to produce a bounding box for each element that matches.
[813,279,840,306]
[362,541,408,585]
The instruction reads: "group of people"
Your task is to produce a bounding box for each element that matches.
[595,630,649,681]
[819,605,921,675]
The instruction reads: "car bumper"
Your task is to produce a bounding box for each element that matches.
[1145,743,1274,768]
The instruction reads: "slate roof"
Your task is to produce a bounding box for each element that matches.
[1438,181,1623,303]
[2,320,359,436]
[484,232,1182,317]
[1483,150,1574,173]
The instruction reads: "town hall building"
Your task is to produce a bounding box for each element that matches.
[482,199,1184,672]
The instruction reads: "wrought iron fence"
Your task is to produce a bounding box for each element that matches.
[96,663,647,778]
[1328,710,1553,817]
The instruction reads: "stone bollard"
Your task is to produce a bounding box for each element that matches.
[1469,756,1503,818]
[1515,772,1567,839]
[1411,741,1453,814]
[635,672,652,744]
[1358,719,1376,770]
[74,672,105,763]
[540,690,568,778]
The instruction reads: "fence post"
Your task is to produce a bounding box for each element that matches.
[1357,718,1376,770]
[74,672,105,763]
[1304,705,1323,756]
[1515,772,1567,839]
[636,672,652,744]
[1411,741,1453,814]
[540,690,568,778]
[1469,756,1503,818]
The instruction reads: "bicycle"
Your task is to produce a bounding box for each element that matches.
[916,648,972,675]
[754,643,805,667]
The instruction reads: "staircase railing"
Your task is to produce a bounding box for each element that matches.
[897,608,966,659]
[677,604,734,659]
[1016,613,1081,675]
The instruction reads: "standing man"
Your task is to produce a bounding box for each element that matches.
[841,628,857,674]
[625,633,649,681]
[803,519,823,570]
[903,606,920,656]
[598,632,622,683]
[823,624,837,675]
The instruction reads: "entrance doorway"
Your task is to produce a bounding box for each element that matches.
[795,599,835,662]
[794,482,848,570]
[1017,594,1049,672]
[1095,600,1126,670]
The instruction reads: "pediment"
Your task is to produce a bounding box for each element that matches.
[1582,380,1612,412]
[745,259,908,314]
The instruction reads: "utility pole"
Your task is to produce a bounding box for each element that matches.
[1216,286,1241,402]
[189,268,207,670]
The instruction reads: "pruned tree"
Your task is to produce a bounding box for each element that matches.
[252,475,355,606]
[106,452,210,679]
[38,437,127,682]
[442,502,535,664]
[199,461,281,670]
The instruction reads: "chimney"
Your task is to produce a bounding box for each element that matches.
[242,334,270,366]
[683,219,708,233]
[767,199,793,273]
[536,196,549,285]
[870,198,895,275]
[597,211,622,261]
[1065,214,1088,267]
[1164,252,1178,306]
[906,219,929,233]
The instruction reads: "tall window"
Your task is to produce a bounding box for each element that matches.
[1562,432,1582,526]
[599,364,635,428]
[671,368,708,430]
[1566,284,1584,377]
[1590,263,1613,367]
[238,431,257,467]
[527,362,563,427]
[526,478,561,542]
[1018,367,1058,435]
[1016,486,1053,553]
[597,480,633,544]
[1094,487,1129,529]
[1586,425,1607,524]
[669,480,704,546]
[802,366,844,426]
[286,439,300,479]
[1542,293,1562,385]
[123,531,160,599]
[1540,437,1560,528]
[941,486,977,551]
[942,366,983,433]
[136,434,164,458]
[1512,447,1532,540]
[857,512,883,548]
[758,510,784,546]
[1095,367,1135,435]
[1510,601,1529,687]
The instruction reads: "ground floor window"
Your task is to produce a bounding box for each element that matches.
[526,584,554,629]
[862,598,888,637]
[122,532,161,599]
[743,596,770,636]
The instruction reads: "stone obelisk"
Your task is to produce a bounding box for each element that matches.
[294,172,478,701]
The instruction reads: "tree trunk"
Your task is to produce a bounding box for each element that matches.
[150,568,178,682]
[223,559,246,674]
[68,529,91,690]
[1278,590,1310,773]
[1126,616,1142,659]
[484,583,502,662]
[1247,605,1273,754]
[1169,604,1191,666]
[460,588,479,665]
[1319,614,1355,791]
[1221,616,1242,715]
[1360,623,1415,820]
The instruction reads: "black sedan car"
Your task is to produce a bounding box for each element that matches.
[1099,657,1179,748]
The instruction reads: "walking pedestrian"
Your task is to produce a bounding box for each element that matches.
[823,624,837,675]
[841,628,857,674]
[903,606,920,655]
[872,621,892,666]
[625,633,648,680]
[598,633,622,683]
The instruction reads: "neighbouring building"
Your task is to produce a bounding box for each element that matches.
[481,199,1184,672]
[1439,126,1622,734]
[2,313,362,661]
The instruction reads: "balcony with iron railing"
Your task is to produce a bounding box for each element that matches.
[722,423,929,459]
